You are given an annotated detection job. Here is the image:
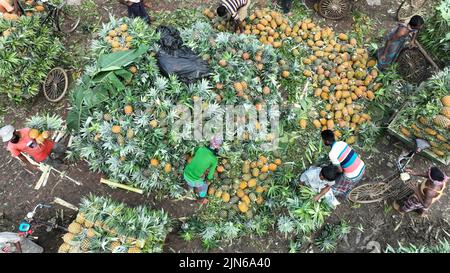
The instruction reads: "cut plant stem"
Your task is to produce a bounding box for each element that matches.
[100,178,144,194]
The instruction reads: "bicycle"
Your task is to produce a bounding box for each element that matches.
[396,0,427,22]
[317,0,351,20]
[348,138,431,204]
[396,40,440,84]
[18,203,68,239]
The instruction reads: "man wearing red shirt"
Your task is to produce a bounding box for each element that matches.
[0,125,66,170]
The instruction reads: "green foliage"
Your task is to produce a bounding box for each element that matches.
[314,220,351,252]
[385,239,450,253]
[77,194,172,253]
[419,0,450,64]
[25,114,64,131]
[0,16,64,102]
[153,8,207,29]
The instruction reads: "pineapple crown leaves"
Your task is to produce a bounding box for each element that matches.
[201,225,219,241]
[277,215,296,236]
[25,114,63,131]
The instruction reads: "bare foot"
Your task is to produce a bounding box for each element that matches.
[392,201,404,215]
[197,198,208,204]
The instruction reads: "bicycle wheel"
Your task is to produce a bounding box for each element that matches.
[347,183,390,203]
[396,0,426,22]
[318,0,350,20]
[56,8,80,33]
[397,48,429,84]
[43,67,68,103]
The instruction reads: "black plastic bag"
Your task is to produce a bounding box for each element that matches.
[156,26,209,84]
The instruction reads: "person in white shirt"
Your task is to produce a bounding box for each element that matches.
[321,130,366,197]
[299,165,341,208]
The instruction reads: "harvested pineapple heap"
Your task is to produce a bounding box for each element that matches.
[205,8,382,143]
[207,156,281,218]
[182,23,281,106]
[393,68,450,161]
[92,16,159,55]
[0,1,45,21]
[58,195,171,253]
[25,114,63,144]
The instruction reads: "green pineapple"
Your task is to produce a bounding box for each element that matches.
[249,192,257,202]
[219,210,228,218]
[117,134,125,146]
[126,128,134,139]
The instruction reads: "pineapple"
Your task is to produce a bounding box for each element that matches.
[58,243,71,253]
[75,213,85,224]
[128,247,141,253]
[419,116,429,125]
[433,115,450,129]
[62,233,75,244]
[441,107,450,119]
[110,241,121,250]
[80,238,91,252]
[117,134,125,146]
[94,220,103,228]
[86,228,96,238]
[126,128,134,139]
[68,222,82,234]
[442,95,450,107]
[68,246,80,253]
[103,113,113,121]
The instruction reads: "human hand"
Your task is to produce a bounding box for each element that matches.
[313,195,321,202]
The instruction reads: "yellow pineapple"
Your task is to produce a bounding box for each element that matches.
[75,213,85,224]
[441,107,450,119]
[58,243,71,253]
[433,115,450,129]
[62,233,74,244]
[86,228,96,238]
[128,247,141,253]
[80,238,91,252]
[110,241,121,251]
[68,222,82,234]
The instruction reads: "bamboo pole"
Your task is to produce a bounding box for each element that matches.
[100,178,144,194]
[416,41,440,71]
[53,197,78,211]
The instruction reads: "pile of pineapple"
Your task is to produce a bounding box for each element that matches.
[204,8,381,143]
[182,23,281,106]
[206,8,288,48]
[394,68,450,161]
[208,156,282,219]
[92,16,160,55]
[0,0,44,21]
[58,195,171,253]
[25,114,63,144]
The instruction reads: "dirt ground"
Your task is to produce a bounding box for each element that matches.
[1,0,449,253]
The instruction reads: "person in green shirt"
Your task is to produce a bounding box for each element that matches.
[184,136,222,203]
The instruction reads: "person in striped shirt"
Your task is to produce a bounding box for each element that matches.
[217,0,251,33]
[321,130,366,196]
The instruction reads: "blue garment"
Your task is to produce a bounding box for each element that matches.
[377,23,417,70]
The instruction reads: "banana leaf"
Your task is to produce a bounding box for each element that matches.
[96,45,149,73]
[67,86,87,132]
